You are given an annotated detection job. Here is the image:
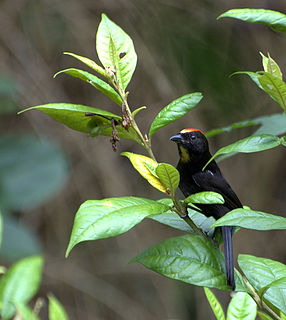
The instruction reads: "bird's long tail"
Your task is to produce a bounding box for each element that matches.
[221,226,235,291]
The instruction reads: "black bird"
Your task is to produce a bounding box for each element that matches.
[170,128,242,290]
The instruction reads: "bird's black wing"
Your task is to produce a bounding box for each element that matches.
[192,170,242,210]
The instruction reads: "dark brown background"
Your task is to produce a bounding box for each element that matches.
[1,0,286,319]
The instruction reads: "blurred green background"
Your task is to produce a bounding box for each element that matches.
[0,0,286,319]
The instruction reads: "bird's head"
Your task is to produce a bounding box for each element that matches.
[170,128,209,162]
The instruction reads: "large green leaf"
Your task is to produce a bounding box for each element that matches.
[48,294,69,320]
[0,256,43,319]
[66,197,169,257]
[19,104,140,143]
[149,92,203,137]
[203,135,281,169]
[257,72,286,113]
[226,292,257,320]
[131,234,246,291]
[96,14,137,90]
[211,208,286,231]
[19,103,120,133]
[218,9,286,34]
[238,254,286,315]
[55,68,122,105]
[204,288,225,320]
[0,135,68,211]
[206,113,286,138]
[155,163,180,195]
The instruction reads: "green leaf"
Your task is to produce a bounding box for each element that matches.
[19,104,141,143]
[16,303,39,320]
[0,256,43,319]
[203,135,281,170]
[258,277,286,298]
[48,294,69,320]
[232,71,264,90]
[131,106,146,118]
[257,72,286,112]
[66,197,169,257]
[19,103,120,133]
[149,200,215,236]
[55,68,122,105]
[155,163,180,194]
[63,52,106,77]
[281,311,286,320]
[131,234,246,291]
[206,113,286,141]
[257,311,274,320]
[238,254,286,315]
[96,14,137,90]
[204,287,225,320]
[281,136,286,147]
[253,113,286,135]
[121,153,167,194]
[211,208,286,231]
[184,192,224,205]
[0,135,68,211]
[149,92,203,137]
[226,292,257,320]
[218,9,286,34]
[260,52,283,80]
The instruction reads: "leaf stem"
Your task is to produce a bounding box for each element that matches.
[172,195,206,237]
[113,80,156,160]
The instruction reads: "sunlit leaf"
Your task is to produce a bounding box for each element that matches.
[226,292,257,320]
[155,163,179,194]
[121,152,167,193]
[238,254,286,315]
[257,311,274,320]
[48,294,69,320]
[211,208,286,231]
[218,9,286,34]
[96,14,137,90]
[131,234,247,291]
[260,52,282,80]
[204,288,225,320]
[54,68,122,105]
[63,52,106,77]
[0,256,43,319]
[66,197,169,257]
[203,135,281,169]
[149,92,203,137]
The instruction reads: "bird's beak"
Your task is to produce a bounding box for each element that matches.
[170,133,183,143]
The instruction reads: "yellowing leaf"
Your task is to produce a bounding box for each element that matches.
[122,152,168,194]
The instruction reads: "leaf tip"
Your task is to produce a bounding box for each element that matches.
[121,152,133,158]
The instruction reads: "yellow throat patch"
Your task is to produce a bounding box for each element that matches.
[179,145,190,163]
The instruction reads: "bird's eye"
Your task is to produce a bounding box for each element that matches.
[191,135,196,140]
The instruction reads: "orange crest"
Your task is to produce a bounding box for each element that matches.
[180,128,204,135]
